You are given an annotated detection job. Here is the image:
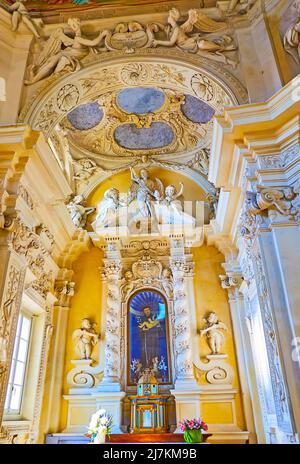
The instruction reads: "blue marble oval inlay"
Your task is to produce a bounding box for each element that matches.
[181,95,215,124]
[67,102,104,130]
[117,88,165,114]
[114,122,174,149]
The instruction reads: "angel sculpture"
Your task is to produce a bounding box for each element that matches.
[200,312,228,355]
[128,167,164,220]
[72,318,100,360]
[25,18,109,85]
[156,183,195,225]
[151,8,237,68]
[120,270,139,301]
[67,194,95,229]
[73,158,99,183]
[9,1,42,39]
[162,268,174,299]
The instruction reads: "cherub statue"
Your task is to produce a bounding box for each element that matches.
[200,312,228,354]
[162,268,174,299]
[67,194,95,228]
[72,318,100,360]
[25,18,109,85]
[9,0,42,38]
[120,270,138,301]
[156,182,195,225]
[151,8,237,68]
[163,183,184,207]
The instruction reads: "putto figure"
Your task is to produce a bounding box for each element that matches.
[25,18,109,85]
[9,0,42,38]
[72,318,100,360]
[200,312,228,354]
[151,8,237,67]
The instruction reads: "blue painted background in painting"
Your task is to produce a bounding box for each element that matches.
[129,290,170,384]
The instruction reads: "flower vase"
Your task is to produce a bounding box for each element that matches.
[93,430,106,444]
[183,429,203,443]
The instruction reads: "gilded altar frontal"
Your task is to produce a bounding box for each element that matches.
[0,0,299,447]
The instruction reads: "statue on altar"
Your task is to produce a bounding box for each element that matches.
[93,187,126,229]
[128,167,164,221]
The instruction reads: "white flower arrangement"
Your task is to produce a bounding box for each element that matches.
[86,409,113,442]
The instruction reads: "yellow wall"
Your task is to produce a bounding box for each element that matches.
[193,245,245,429]
[60,246,103,431]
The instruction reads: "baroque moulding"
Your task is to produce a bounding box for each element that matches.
[23,10,238,86]
[67,359,103,389]
[65,89,212,159]
[119,256,172,302]
[259,145,300,169]
[241,184,300,233]
[20,50,247,133]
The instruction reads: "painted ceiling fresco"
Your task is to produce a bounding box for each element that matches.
[5,0,196,13]
[66,87,215,152]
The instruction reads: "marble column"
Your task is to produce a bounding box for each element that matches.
[256,226,300,441]
[96,244,125,433]
[220,271,257,443]
[169,240,201,431]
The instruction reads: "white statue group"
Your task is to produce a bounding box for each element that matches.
[92,167,195,232]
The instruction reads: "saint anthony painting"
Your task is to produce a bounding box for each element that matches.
[129,290,170,385]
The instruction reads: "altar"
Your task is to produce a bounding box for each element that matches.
[60,168,247,443]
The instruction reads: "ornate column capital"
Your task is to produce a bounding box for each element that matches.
[240,182,300,238]
[100,260,122,281]
[170,259,195,278]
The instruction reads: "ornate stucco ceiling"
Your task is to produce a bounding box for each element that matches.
[63,87,215,154]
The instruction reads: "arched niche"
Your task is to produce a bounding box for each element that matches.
[19,51,248,199]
